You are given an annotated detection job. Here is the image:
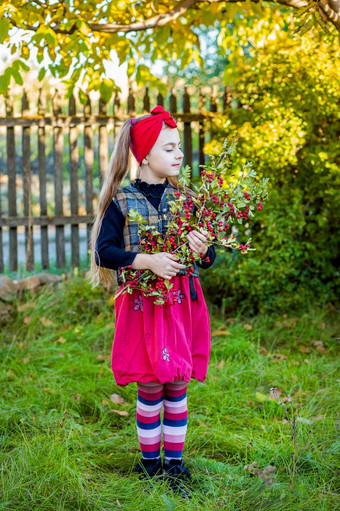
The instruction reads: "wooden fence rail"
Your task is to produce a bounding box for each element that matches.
[0,85,232,273]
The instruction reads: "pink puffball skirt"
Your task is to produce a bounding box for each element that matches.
[111,275,211,386]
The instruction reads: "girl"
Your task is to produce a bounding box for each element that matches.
[89,106,216,497]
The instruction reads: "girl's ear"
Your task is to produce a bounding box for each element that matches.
[142,157,148,166]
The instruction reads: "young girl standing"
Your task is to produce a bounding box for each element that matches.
[89,106,215,497]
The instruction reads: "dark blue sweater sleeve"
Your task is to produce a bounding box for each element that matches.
[94,200,138,271]
[191,204,216,269]
[196,244,216,270]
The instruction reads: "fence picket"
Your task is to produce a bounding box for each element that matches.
[198,88,205,174]
[84,93,93,264]
[143,87,150,112]
[182,87,192,173]
[6,94,17,271]
[99,98,108,187]
[53,89,66,268]
[169,89,177,113]
[22,90,34,271]
[69,93,79,267]
[38,88,49,269]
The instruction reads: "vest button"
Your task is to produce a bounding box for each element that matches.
[162,208,168,213]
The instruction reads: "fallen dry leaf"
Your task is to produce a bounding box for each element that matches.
[271,353,287,361]
[211,330,231,337]
[299,346,311,354]
[274,321,281,328]
[311,340,324,348]
[23,316,31,324]
[40,317,55,327]
[71,394,81,401]
[112,409,129,417]
[269,388,281,400]
[17,303,35,312]
[282,317,298,328]
[58,352,65,357]
[318,322,326,330]
[43,387,55,394]
[55,337,66,344]
[316,346,326,353]
[303,359,311,365]
[110,393,126,405]
[23,357,30,363]
[259,346,269,355]
[216,360,225,369]
[97,371,104,379]
[97,354,110,361]
[243,324,252,330]
[312,415,325,421]
[102,399,109,405]
[104,322,115,329]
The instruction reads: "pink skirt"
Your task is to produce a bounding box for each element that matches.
[111,275,211,386]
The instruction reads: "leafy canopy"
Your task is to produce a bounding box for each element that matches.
[0,0,338,100]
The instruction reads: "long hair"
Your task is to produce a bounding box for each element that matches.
[87,114,196,290]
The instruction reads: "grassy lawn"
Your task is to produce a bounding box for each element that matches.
[0,272,339,510]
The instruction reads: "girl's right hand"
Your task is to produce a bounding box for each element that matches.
[148,253,187,280]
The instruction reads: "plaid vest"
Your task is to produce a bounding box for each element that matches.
[113,180,200,287]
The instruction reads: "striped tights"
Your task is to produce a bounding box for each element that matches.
[136,381,188,460]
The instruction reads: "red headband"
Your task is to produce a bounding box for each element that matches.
[129,106,177,165]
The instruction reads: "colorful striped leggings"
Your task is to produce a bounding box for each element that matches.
[136,381,188,460]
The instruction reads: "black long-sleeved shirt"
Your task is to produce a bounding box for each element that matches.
[95,179,216,271]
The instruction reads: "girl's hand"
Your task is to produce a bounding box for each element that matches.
[148,253,187,280]
[187,229,209,258]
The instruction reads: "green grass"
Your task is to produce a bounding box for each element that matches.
[0,272,339,510]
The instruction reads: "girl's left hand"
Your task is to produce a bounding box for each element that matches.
[187,229,209,257]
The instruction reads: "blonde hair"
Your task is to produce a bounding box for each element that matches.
[87,114,196,290]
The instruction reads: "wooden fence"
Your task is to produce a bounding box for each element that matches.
[0,85,232,273]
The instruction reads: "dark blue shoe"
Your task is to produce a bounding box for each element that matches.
[163,458,192,499]
[134,457,163,479]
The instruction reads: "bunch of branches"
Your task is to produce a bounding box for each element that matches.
[115,135,269,305]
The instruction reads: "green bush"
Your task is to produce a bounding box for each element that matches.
[201,30,340,314]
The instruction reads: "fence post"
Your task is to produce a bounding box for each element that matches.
[69,92,79,268]
[210,87,218,143]
[128,86,135,114]
[99,97,108,187]
[113,90,121,148]
[223,85,232,113]
[38,88,49,269]
[53,88,65,268]
[198,88,205,175]
[22,89,34,271]
[169,89,177,114]
[182,86,192,173]
[157,92,164,107]
[143,87,150,113]
[6,94,17,271]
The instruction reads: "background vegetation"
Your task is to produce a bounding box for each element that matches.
[200,22,340,315]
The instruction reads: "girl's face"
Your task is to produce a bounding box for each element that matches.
[141,125,184,183]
